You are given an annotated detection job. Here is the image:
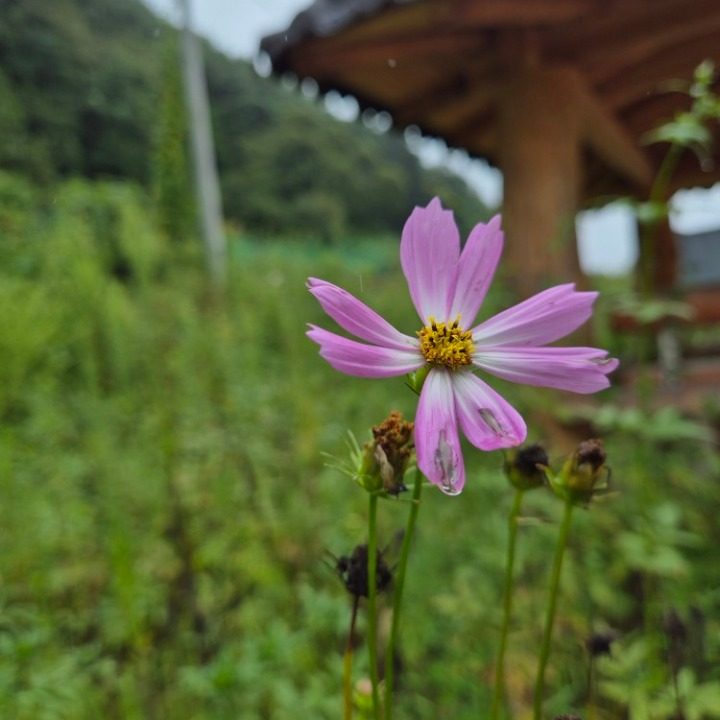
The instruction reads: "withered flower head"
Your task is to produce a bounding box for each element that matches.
[360,411,414,495]
[552,438,610,505]
[336,544,393,598]
[576,439,607,472]
[503,443,549,490]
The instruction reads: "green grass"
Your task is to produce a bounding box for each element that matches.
[0,176,719,718]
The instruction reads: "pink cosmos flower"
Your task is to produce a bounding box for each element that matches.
[307,198,618,495]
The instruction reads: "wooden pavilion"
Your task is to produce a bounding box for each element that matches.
[261,0,720,302]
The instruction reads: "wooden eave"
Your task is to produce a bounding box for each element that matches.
[263,0,720,200]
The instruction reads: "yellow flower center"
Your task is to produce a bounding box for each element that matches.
[418,316,475,369]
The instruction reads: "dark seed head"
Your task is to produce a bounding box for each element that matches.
[504,443,549,490]
[515,443,549,476]
[555,438,610,504]
[586,631,616,657]
[576,439,607,471]
[335,544,393,598]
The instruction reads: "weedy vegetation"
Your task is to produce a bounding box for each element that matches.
[0,173,719,718]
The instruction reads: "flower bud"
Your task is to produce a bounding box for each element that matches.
[503,443,549,490]
[553,439,609,504]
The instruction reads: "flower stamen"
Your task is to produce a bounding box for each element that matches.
[418,315,475,369]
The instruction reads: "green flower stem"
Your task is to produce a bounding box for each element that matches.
[343,596,359,720]
[367,493,382,720]
[491,488,525,720]
[587,655,598,720]
[639,142,682,298]
[533,498,574,720]
[384,468,424,720]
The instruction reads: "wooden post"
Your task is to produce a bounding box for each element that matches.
[177,0,227,286]
[496,61,651,297]
[497,66,583,297]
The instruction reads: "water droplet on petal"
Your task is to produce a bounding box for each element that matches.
[441,478,462,496]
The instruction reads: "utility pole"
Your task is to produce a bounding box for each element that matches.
[177,0,227,285]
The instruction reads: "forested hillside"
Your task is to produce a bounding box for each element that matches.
[0,0,488,237]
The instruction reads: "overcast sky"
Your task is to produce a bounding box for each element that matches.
[141,0,719,276]
[143,0,306,57]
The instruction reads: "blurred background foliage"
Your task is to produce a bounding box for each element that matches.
[0,173,718,718]
[0,0,488,240]
[1,0,720,718]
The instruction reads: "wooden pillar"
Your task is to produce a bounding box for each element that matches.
[495,60,651,298]
[497,66,584,297]
[650,220,678,293]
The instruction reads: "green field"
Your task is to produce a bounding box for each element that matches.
[1,176,719,719]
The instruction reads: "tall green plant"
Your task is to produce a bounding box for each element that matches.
[152,34,195,244]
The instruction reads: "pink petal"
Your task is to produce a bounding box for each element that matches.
[306,325,423,378]
[400,197,460,323]
[449,215,503,325]
[473,346,619,394]
[415,369,465,495]
[472,284,598,346]
[452,371,527,450]
[307,278,418,351]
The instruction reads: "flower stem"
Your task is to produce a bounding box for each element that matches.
[384,468,424,720]
[587,655,597,720]
[367,493,382,720]
[639,142,682,297]
[343,595,359,720]
[491,488,525,720]
[533,498,574,720]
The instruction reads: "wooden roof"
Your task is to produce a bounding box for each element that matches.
[261,0,720,203]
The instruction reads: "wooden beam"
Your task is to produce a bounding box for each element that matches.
[450,0,602,26]
[579,81,652,187]
[599,31,720,110]
[621,92,693,138]
[547,0,712,56]
[326,63,452,108]
[394,76,499,128]
[329,0,604,40]
[291,30,484,74]
[333,1,445,42]
[581,9,720,86]
[444,108,497,149]
[390,74,471,126]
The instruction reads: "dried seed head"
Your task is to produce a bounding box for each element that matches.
[504,443,549,490]
[335,543,393,598]
[359,411,414,495]
[553,438,610,505]
[576,439,607,472]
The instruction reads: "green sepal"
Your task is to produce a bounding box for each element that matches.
[405,365,429,395]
